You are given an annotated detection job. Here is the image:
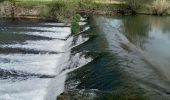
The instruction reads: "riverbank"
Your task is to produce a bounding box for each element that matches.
[0,1,120,21]
[1,0,170,22]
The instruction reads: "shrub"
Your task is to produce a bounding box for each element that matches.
[152,0,169,15]
[78,0,95,10]
[125,0,141,9]
[123,0,150,14]
[45,0,78,22]
[73,14,81,22]
[71,14,81,34]
[71,21,80,34]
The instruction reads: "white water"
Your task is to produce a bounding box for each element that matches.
[0,78,50,100]
[0,20,91,100]
[0,54,62,75]
[1,39,65,52]
[45,25,92,100]
[0,22,71,100]
[18,27,70,33]
[16,31,70,39]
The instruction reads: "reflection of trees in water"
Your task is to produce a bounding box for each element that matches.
[150,16,170,33]
[121,16,151,50]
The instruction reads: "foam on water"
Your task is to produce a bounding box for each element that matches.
[0,21,73,100]
[45,22,92,99]
[18,27,70,33]
[0,78,50,100]
[14,26,71,39]
[16,32,70,39]
[0,18,90,100]
[39,23,70,26]
[45,52,93,100]
[1,39,65,52]
[0,54,62,75]
[79,22,87,26]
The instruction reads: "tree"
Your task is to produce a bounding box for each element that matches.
[10,0,16,20]
[0,0,5,2]
[152,0,169,15]
[0,0,16,19]
[123,0,151,14]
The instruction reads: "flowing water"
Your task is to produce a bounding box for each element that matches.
[58,16,170,100]
[1,16,170,100]
[0,19,89,100]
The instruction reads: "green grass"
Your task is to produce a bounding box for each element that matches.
[16,0,52,6]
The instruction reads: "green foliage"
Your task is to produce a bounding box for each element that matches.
[0,0,5,2]
[71,21,80,34]
[123,0,152,14]
[78,0,95,9]
[125,0,141,8]
[71,14,81,34]
[44,0,78,21]
[78,0,112,11]
[73,14,81,22]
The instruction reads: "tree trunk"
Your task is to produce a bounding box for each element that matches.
[11,0,15,20]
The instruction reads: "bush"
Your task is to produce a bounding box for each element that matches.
[123,0,150,14]
[73,14,81,22]
[45,0,78,22]
[152,0,169,15]
[125,0,141,9]
[71,14,81,34]
[78,0,95,10]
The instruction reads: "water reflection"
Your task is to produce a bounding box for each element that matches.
[150,16,170,33]
[59,16,150,100]
[61,16,170,100]
[120,16,170,81]
[120,16,150,50]
[121,16,170,51]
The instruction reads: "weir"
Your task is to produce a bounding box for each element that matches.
[1,16,170,100]
[0,18,91,100]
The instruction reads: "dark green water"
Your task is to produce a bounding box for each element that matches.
[59,16,170,100]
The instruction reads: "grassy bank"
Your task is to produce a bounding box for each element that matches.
[0,0,170,21]
[14,0,170,15]
[14,0,123,21]
[0,0,124,21]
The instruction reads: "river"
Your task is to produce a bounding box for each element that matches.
[1,16,170,100]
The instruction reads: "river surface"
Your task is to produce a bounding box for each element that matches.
[1,16,170,100]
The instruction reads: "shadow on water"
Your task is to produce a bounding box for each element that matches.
[0,32,52,44]
[0,68,55,80]
[0,47,61,54]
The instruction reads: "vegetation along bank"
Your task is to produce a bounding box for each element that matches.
[0,0,170,22]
